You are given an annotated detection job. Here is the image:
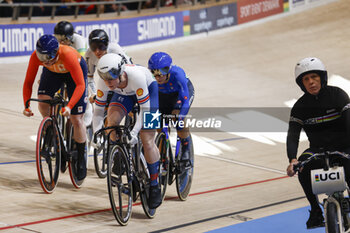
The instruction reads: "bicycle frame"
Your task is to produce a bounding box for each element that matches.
[161,124,181,162]
[27,97,69,156]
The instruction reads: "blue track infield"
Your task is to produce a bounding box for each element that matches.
[206,206,325,233]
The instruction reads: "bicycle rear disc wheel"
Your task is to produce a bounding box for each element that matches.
[67,123,85,188]
[176,135,194,201]
[36,117,61,194]
[107,145,133,226]
[139,144,157,219]
[155,132,170,200]
[93,131,107,178]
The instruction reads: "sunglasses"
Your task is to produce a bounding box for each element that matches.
[36,49,58,63]
[98,67,122,81]
[54,34,72,44]
[90,42,107,52]
[151,67,170,76]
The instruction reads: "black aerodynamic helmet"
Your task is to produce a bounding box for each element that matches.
[54,21,74,42]
[88,29,109,51]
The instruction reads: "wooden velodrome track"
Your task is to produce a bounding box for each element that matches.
[0,0,350,232]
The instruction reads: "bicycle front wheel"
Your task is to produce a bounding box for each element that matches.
[107,145,133,226]
[36,117,61,194]
[93,131,107,178]
[176,135,194,201]
[155,132,170,201]
[326,201,341,233]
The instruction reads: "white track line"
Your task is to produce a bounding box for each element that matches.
[199,154,286,175]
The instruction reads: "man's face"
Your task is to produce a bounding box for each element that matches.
[94,48,107,59]
[104,79,119,90]
[302,73,322,95]
[103,73,126,90]
[154,74,168,84]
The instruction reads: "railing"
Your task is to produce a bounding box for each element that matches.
[0,0,201,21]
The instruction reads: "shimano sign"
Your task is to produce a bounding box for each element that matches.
[0,27,44,56]
[74,23,120,43]
[137,16,176,41]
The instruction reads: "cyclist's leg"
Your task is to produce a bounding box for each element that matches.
[107,93,132,175]
[84,101,93,126]
[298,149,325,228]
[174,81,195,161]
[336,148,350,188]
[140,129,162,209]
[66,58,88,180]
[108,93,131,132]
[37,67,64,117]
[142,81,162,209]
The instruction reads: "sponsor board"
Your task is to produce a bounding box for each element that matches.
[237,0,284,24]
[0,12,183,58]
[0,24,46,57]
[189,3,237,35]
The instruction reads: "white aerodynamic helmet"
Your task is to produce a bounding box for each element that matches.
[295,57,328,92]
[97,53,126,81]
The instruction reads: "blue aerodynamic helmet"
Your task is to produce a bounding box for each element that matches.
[148,52,172,76]
[36,34,59,62]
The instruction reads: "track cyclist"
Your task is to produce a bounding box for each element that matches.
[22,34,88,181]
[54,21,93,144]
[93,53,162,209]
[84,29,132,103]
[148,52,195,165]
[54,21,87,56]
[286,57,350,229]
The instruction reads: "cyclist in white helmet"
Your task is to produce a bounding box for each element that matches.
[286,57,350,229]
[93,53,162,209]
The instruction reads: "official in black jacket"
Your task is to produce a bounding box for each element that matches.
[286,57,350,229]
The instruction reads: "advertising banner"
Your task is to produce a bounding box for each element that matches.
[0,24,47,57]
[237,0,284,24]
[0,11,183,58]
[189,3,237,35]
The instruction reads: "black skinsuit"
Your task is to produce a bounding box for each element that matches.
[287,85,350,211]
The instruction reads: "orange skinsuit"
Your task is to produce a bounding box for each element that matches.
[23,45,85,110]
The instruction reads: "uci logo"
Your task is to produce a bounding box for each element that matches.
[315,172,340,182]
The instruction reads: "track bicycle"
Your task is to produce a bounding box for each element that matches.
[26,94,86,193]
[294,151,350,233]
[93,108,157,226]
[155,120,194,201]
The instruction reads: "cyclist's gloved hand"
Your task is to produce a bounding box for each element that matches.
[128,131,138,145]
[91,135,101,149]
[89,94,96,104]
[286,159,299,177]
[23,107,33,117]
[61,106,71,117]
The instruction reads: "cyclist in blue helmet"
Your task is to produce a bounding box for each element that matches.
[35,34,59,66]
[148,52,195,165]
